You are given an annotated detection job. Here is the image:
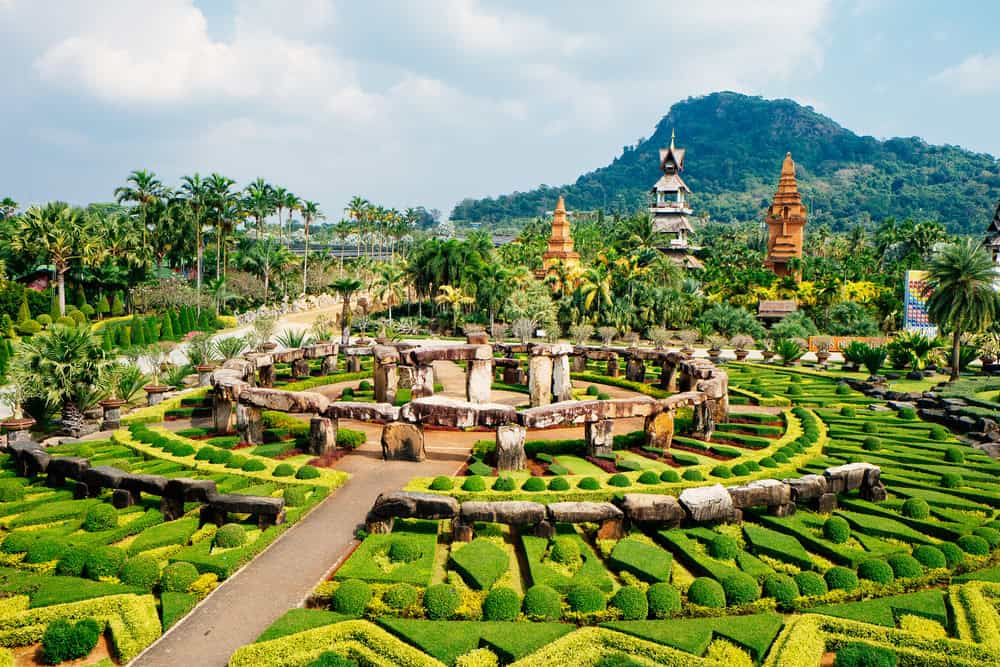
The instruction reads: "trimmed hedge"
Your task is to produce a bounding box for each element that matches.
[332,579,372,616]
[567,584,606,613]
[449,538,509,590]
[482,587,520,621]
[647,582,681,618]
[608,539,672,583]
[610,585,648,620]
[687,577,725,608]
[423,584,461,620]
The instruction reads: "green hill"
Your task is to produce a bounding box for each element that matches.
[450,92,1000,234]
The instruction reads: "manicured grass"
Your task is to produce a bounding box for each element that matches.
[608,538,672,583]
[255,609,356,643]
[603,613,784,660]
[521,525,614,593]
[378,619,573,665]
[333,519,439,586]
[811,589,948,627]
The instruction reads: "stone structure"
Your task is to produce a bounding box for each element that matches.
[495,424,526,472]
[764,152,806,280]
[650,130,702,270]
[380,422,425,461]
[538,196,580,277]
[986,198,1000,266]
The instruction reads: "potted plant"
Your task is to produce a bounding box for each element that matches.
[0,383,35,441]
[310,314,336,344]
[730,334,754,361]
[142,343,174,406]
[187,333,219,373]
[98,368,128,432]
[760,337,776,363]
[648,326,671,351]
[813,336,833,366]
[252,315,278,352]
[776,338,806,366]
[976,332,999,368]
[678,329,698,357]
[597,326,618,347]
[707,335,726,362]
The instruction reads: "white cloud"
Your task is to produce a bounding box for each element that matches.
[931,53,1000,94]
[436,0,591,57]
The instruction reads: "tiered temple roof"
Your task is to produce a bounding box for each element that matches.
[540,196,579,274]
[650,130,702,269]
[764,152,806,280]
[986,200,1000,264]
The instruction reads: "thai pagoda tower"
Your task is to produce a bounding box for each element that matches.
[764,152,807,280]
[986,199,1000,266]
[650,130,702,269]
[539,195,580,276]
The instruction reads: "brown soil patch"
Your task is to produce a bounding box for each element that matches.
[820,651,836,667]
[13,634,115,666]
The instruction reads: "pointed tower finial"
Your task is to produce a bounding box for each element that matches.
[555,195,566,214]
[670,128,675,150]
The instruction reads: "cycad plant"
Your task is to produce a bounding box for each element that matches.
[775,338,805,366]
[859,344,888,378]
[109,364,150,402]
[215,334,249,361]
[275,328,313,349]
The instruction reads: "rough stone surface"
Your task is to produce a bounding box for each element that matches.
[551,353,573,403]
[308,417,338,456]
[825,462,879,494]
[644,411,675,450]
[45,457,91,485]
[817,492,838,513]
[370,491,460,520]
[607,356,620,377]
[547,502,622,523]
[163,478,218,502]
[120,474,169,496]
[320,354,339,375]
[236,404,264,445]
[326,402,400,422]
[380,422,425,461]
[112,488,136,509]
[239,388,329,414]
[727,479,791,509]
[373,361,399,404]
[411,364,435,398]
[213,395,237,434]
[519,397,657,428]
[81,465,127,493]
[528,355,553,407]
[466,359,493,403]
[615,494,685,526]
[625,357,646,382]
[597,518,625,540]
[679,484,736,522]
[496,424,526,472]
[784,474,828,501]
[460,501,547,525]
[406,344,492,364]
[290,358,310,379]
[401,396,516,428]
[585,419,615,457]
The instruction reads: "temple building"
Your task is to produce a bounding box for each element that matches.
[986,199,1000,266]
[764,152,807,280]
[539,195,580,276]
[650,130,702,269]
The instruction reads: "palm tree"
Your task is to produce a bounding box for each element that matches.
[330,277,363,344]
[114,169,168,254]
[282,190,302,247]
[346,196,370,259]
[271,185,290,244]
[206,276,236,316]
[372,264,406,323]
[0,197,18,220]
[435,284,475,333]
[244,178,273,239]
[11,203,100,316]
[11,324,107,436]
[240,238,295,304]
[206,173,237,278]
[300,200,323,293]
[927,239,1000,381]
[180,173,209,305]
[332,220,354,274]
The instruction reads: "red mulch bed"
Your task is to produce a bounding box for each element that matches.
[307,450,352,467]
[671,445,732,462]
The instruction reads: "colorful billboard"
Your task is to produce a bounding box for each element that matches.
[903,270,937,337]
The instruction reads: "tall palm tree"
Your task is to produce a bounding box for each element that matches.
[240,238,295,304]
[332,220,354,275]
[180,173,209,305]
[927,239,1000,381]
[11,324,107,436]
[372,264,406,323]
[271,185,290,245]
[206,173,237,278]
[300,200,323,293]
[244,178,273,240]
[114,169,168,255]
[346,196,370,259]
[282,190,302,247]
[435,284,475,333]
[11,203,100,315]
[330,277,363,344]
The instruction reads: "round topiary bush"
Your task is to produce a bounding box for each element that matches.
[162,562,200,592]
[687,577,725,608]
[296,465,321,480]
[763,574,799,607]
[607,474,630,488]
[647,582,681,618]
[744,460,761,472]
[586,385,599,396]
[424,584,461,619]
[522,477,546,492]
[272,463,295,477]
[430,476,454,491]
[482,586,521,621]
[857,559,895,584]
[941,472,963,489]
[462,476,486,492]
[0,480,25,502]
[708,535,739,560]
[242,459,267,472]
[825,566,859,592]
[578,477,600,490]
[611,585,648,620]
[721,572,760,606]
[284,486,309,507]
[567,584,606,613]
[550,537,580,565]
[42,618,101,665]
[862,437,882,452]
[836,383,851,396]
[83,504,117,532]
[711,465,732,479]
[898,407,917,420]
[758,457,777,468]
[171,443,195,457]
[215,523,248,549]
[208,449,232,465]
[597,392,611,400]
[659,469,680,483]
[786,384,803,397]
[794,571,828,597]
[841,406,856,417]
[833,642,898,667]
[823,516,851,544]
[333,579,372,615]
[862,422,879,434]
[682,469,704,482]
[523,585,562,620]
[548,477,570,491]
[84,546,125,580]
[56,546,91,577]
[388,537,422,563]
[973,527,1000,548]
[901,498,930,519]
[958,534,991,556]
[383,583,418,610]
[358,380,372,391]
[226,454,248,469]
[195,447,214,461]
[944,447,965,463]
[637,470,659,485]
[492,476,516,492]
[25,538,67,564]
[912,545,947,569]
[731,463,750,477]
[120,555,160,590]
[938,542,965,568]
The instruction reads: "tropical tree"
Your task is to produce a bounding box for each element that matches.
[114,169,168,255]
[300,200,323,293]
[435,284,475,333]
[180,173,210,303]
[11,324,107,436]
[240,238,295,303]
[372,264,406,323]
[0,197,18,220]
[332,220,354,274]
[206,173,238,278]
[346,196,370,259]
[330,277,363,344]
[243,178,273,239]
[926,239,1000,380]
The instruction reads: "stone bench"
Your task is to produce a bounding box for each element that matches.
[45,456,91,488]
[161,478,219,520]
[547,501,624,539]
[400,397,516,428]
[200,493,286,529]
[614,493,685,528]
[518,397,658,429]
[365,491,460,533]
[679,484,740,523]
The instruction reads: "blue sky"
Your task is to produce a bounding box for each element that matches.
[1,0,998,218]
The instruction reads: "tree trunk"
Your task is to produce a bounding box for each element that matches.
[951,329,961,381]
[57,267,67,316]
[196,221,203,314]
[303,220,309,294]
[61,399,83,437]
[341,299,351,345]
[263,269,270,305]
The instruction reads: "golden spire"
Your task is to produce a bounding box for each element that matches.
[670,128,675,150]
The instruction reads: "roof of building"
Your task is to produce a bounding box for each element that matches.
[988,200,1000,234]
[757,300,798,317]
[652,173,689,193]
[654,217,694,233]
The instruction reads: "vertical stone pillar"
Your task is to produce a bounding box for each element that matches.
[625,357,646,382]
[197,366,215,387]
[213,394,237,434]
[381,422,425,461]
[466,360,493,403]
[374,363,399,404]
[495,424,526,471]
[551,354,573,402]
[309,416,338,456]
[412,364,435,398]
[236,404,263,445]
[99,400,125,431]
[606,355,620,377]
[660,363,675,390]
[572,355,588,372]
[691,400,704,435]
[291,358,311,379]
[321,353,339,375]
[644,410,675,450]
[258,364,276,388]
[585,419,614,457]
[528,355,553,407]
[347,355,361,373]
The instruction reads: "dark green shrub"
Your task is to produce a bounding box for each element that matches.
[710,465,732,479]
[610,585,648,620]
[492,476,516,491]
[120,555,160,590]
[682,469,704,481]
[523,585,562,620]
[84,546,125,580]
[586,385,599,396]
[841,406,856,417]
[731,463,750,477]
[25,538,67,564]
[548,477,570,491]
[578,477,600,490]
[226,454,248,469]
[858,559,894,584]
[550,537,580,565]
[215,523,248,548]
[901,498,930,519]
[861,422,878,434]
[758,457,777,468]
[659,469,680,483]
[835,383,852,396]
[763,574,799,606]
[941,472,963,488]
[833,642,897,667]
[637,470,659,485]
[862,437,881,452]
[461,476,486,492]
[912,545,947,569]
[305,651,358,667]
[83,504,117,532]
[823,516,851,544]
[794,571,828,596]
[358,380,372,391]
[744,460,761,472]
[162,562,199,592]
[958,535,991,555]
[388,538,422,563]
[284,486,309,507]
[973,527,1000,548]
[708,535,739,560]
[945,447,965,463]
[647,582,681,618]
[522,477,546,492]
[597,392,610,400]
[567,584,606,613]
[721,572,759,605]
[333,579,372,615]
[195,447,214,461]
[687,577,725,608]
[429,476,454,491]
[482,586,521,621]
[242,459,267,472]
[42,618,101,665]
[383,583,418,610]
[272,463,295,477]
[938,542,965,568]
[607,474,630,488]
[296,465,321,480]
[772,452,789,463]
[929,427,948,441]
[825,566,859,591]
[56,546,91,577]
[0,480,25,502]
[423,584,461,619]
[171,443,195,457]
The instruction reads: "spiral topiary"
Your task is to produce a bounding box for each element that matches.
[857,559,894,584]
[482,586,521,621]
[522,585,562,620]
[646,582,681,618]
[610,585,648,620]
[687,577,725,608]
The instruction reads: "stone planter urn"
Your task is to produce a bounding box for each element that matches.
[681,345,695,358]
[979,354,997,368]
[1,417,35,443]
[195,364,216,387]
[707,348,722,363]
[261,342,277,352]
[816,350,831,366]
[761,350,775,363]
[734,349,750,361]
[143,384,171,407]
[99,398,127,431]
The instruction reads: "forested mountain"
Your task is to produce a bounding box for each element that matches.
[451,92,1000,234]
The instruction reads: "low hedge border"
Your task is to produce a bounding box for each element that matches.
[122,387,210,426]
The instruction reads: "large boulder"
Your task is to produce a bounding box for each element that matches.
[614,494,685,526]
[824,463,879,494]
[727,479,791,509]
[460,501,546,525]
[679,484,736,523]
[784,474,828,502]
[370,491,460,520]
[547,502,622,523]
[239,388,329,414]
[380,422,425,461]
